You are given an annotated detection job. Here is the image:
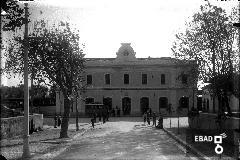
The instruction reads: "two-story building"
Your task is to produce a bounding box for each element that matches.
[56,43,197,116]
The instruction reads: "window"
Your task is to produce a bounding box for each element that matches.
[161,74,165,84]
[124,74,129,84]
[142,74,147,84]
[87,75,92,85]
[182,74,188,84]
[105,74,110,85]
[85,98,94,104]
[159,97,168,109]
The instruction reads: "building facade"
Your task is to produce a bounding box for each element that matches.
[56,43,197,116]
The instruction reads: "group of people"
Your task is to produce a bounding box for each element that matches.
[110,106,121,117]
[143,108,163,128]
[143,108,156,126]
[91,105,122,128]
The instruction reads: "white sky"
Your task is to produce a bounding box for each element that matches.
[1,0,238,86]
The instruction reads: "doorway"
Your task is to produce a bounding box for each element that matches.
[122,97,131,115]
[140,97,149,114]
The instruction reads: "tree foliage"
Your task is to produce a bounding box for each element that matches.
[1,0,25,31]
[4,20,85,138]
[172,3,239,113]
[172,3,238,82]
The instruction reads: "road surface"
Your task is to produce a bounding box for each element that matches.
[54,120,198,160]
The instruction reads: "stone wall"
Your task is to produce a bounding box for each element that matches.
[0,114,43,139]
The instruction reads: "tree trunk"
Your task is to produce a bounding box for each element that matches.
[76,96,79,131]
[60,95,71,138]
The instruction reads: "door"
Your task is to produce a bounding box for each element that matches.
[122,97,131,115]
[140,97,149,114]
[103,97,112,110]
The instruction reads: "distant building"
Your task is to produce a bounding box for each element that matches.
[202,86,239,113]
[56,43,197,116]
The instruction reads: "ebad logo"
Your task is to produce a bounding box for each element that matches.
[194,133,227,155]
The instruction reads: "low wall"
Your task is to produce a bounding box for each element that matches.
[189,112,240,145]
[0,114,43,139]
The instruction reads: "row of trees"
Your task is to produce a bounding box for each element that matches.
[2,1,85,138]
[1,84,54,99]
[172,3,239,114]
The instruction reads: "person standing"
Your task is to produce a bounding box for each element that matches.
[152,112,157,127]
[57,115,61,127]
[143,112,147,125]
[149,108,152,117]
[147,110,150,125]
[91,116,95,128]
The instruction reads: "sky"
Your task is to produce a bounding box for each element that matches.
[1,0,238,86]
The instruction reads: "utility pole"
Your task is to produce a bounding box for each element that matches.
[22,2,30,159]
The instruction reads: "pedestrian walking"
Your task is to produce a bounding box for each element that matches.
[152,112,157,127]
[143,112,147,125]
